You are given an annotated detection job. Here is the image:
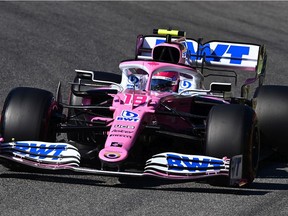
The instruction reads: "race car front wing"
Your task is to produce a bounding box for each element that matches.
[0,141,244,186]
[144,152,230,179]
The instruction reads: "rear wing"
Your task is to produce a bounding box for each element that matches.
[135,35,267,76]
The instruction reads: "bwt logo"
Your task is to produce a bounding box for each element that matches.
[14,142,66,160]
[117,110,140,122]
[156,39,251,64]
[121,110,139,118]
[167,154,223,172]
[179,80,193,90]
[128,74,139,84]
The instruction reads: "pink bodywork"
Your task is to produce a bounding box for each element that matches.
[98,60,201,165]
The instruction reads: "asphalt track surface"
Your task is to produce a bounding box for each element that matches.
[0,1,287,216]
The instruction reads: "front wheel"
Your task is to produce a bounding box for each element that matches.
[0,87,58,142]
[205,104,259,186]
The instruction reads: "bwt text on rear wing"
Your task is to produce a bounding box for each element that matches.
[135,35,267,76]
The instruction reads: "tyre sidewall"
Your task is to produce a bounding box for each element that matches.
[1,87,57,142]
[205,104,259,184]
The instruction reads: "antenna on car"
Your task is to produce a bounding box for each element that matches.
[153,29,186,43]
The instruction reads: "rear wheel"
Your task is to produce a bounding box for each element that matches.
[0,87,58,142]
[253,85,288,156]
[205,104,259,186]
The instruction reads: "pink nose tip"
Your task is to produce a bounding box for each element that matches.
[99,147,128,163]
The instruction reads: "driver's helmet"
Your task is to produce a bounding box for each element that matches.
[151,71,180,92]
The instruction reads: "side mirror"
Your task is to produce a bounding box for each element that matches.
[210,82,232,93]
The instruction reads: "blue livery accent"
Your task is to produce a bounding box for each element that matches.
[226,46,250,64]
[180,80,192,89]
[14,142,66,160]
[201,44,228,62]
[155,39,250,65]
[128,74,140,84]
[117,110,140,122]
[167,154,224,172]
[121,110,139,118]
[116,117,139,122]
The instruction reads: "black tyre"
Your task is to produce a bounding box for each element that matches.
[254,85,288,155]
[0,87,58,142]
[67,71,121,143]
[205,104,259,186]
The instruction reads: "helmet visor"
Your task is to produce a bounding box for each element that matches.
[151,79,173,91]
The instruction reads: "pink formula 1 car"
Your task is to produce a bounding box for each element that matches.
[0,29,287,187]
